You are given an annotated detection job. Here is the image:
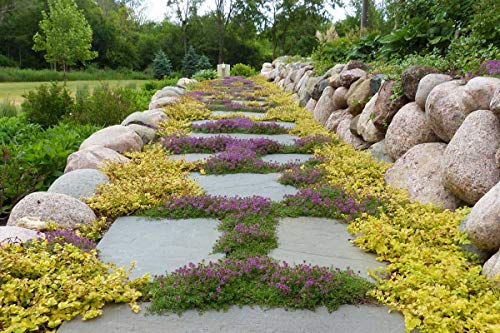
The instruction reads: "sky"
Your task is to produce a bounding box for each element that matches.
[141,0,349,23]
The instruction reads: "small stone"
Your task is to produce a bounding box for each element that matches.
[336,116,371,150]
[332,86,348,110]
[350,114,360,135]
[368,140,394,163]
[305,98,317,112]
[373,80,409,132]
[0,226,40,245]
[357,94,385,143]
[482,251,500,284]
[346,77,374,115]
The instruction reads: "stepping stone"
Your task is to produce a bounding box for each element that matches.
[97,217,223,279]
[270,217,387,280]
[262,154,313,165]
[191,120,296,129]
[211,110,266,119]
[168,153,213,162]
[190,173,297,201]
[58,303,406,333]
[188,133,300,145]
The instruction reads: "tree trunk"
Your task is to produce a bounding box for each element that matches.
[63,61,67,84]
[361,0,368,34]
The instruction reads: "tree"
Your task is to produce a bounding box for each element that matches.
[181,45,199,77]
[33,0,97,80]
[360,0,368,33]
[152,49,172,79]
[213,0,236,64]
[197,54,211,70]
[166,0,204,53]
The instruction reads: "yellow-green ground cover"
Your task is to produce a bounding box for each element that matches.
[1,76,498,332]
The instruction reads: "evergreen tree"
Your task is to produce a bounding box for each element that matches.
[197,54,211,71]
[152,50,173,79]
[181,45,199,77]
[33,0,97,81]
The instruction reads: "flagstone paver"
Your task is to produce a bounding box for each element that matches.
[270,217,387,280]
[261,153,313,165]
[168,153,213,162]
[96,216,223,279]
[188,132,300,145]
[191,119,296,129]
[189,172,297,201]
[211,110,267,119]
[59,303,405,333]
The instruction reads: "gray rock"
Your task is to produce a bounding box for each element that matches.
[331,68,367,88]
[482,250,500,284]
[336,116,371,150]
[177,78,197,89]
[305,76,320,96]
[491,86,500,114]
[346,77,374,115]
[463,182,500,252]
[357,94,385,143]
[465,76,500,110]
[415,74,452,109]
[332,86,348,110]
[188,133,300,146]
[305,98,317,112]
[211,111,266,119]
[345,60,369,71]
[330,63,345,74]
[496,148,500,168]
[443,110,500,204]
[7,192,96,229]
[80,125,143,154]
[261,154,313,165]
[401,65,440,100]
[370,74,385,94]
[385,102,441,160]
[152,89,180,100]
[373,80,409,132]
[48,169,109,199]
[0,226,40,245]
[368,140,394,163]
[425,80,477,142]
[121,110,166,127]
[148,96,180,109]
[126,124,156,144]
[162,86,185,95]
[313,86,336,125]
[65,145,129,173]
[325,109,351,133]
[311,79,329,100]
[385,143,461,210]
[349,114,361,135]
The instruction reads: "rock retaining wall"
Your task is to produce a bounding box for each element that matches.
[262,60,500,279]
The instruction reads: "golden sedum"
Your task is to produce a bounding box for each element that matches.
[86,146,203,217]
[0,240,147,333]
[162,95,211,121]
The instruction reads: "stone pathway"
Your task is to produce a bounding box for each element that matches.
[188,132,300,145]
[211,110,266,119]
[58,80,406,332]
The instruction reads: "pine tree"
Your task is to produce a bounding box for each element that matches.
[181,45,199,78]
[197,55,211,71]
[152,50,173,79]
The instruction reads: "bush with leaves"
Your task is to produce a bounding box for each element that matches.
[22,83,73,128]
[192,69,217,82]
[230,63,257,77]
[181,46,212,78]
[152,50,173,79]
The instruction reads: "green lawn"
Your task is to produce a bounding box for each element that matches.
[0,80,148,105]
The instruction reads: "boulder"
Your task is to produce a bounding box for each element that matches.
[336,116,371,150]
[149,96,180,110]
[325,109,351,132]
[0,226,40,245]
[465,76,500,110]
[463,182,500,252]
[152,89,181,100]
[496,148,500,168]
[415,74,453,109]
[48,169,109,200]
[370,74,385,94]
[80,125,143,154]
[373,80,409,132]
[7,192,96,229]
[345,60,369,71]
[401,65,440,100]
[121,110,167,128]
[357,94,385,143]
[162,86,185,95]
[313,86,336,125]
[127,124,156,144]
[330,63,345,74]
[293,66,313,91]
[332,86,348,110]
[368,140,394,163]
[385,102,441,160]
[350,114,360,135]
[311,79,329,100]
[346,77,374,115]
[491,86,500,114]
[305,99,317,112]
[425,80,477,142]
[385,143,461,210]
[330,68,366,88]
[65,145,129,173]
[443,110,500,204]
[177,78,197,88]
[482,251,500,283]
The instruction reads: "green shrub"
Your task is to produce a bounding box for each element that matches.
[22,83,74,128]
[144,77,180,91]
[192,69,217,82]
[152,50,173,80]
[230,63,257,77]
[0,99,19,118]
[181,46,212,78]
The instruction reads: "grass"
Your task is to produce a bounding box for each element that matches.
[0,80,149,106]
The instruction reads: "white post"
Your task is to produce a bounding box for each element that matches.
[217,63,231,78]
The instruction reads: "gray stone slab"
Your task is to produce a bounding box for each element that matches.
[270,217,387,280]
[211,110,266,119]
[262,154,313,165]
[192,120,296,129]
[168,153,213,162]
[97,217,223,279]
[58,303,405,333]
[188,132,300,145]
[190,173,297,201]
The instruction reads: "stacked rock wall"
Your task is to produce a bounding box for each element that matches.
[262,60,500,279]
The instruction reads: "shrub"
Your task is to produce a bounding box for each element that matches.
[230,63,257,77]
[192,69,217,82]
[144,77,179,91]
[181,46,200,78]
[197,55,212,71]
[21,83,73,128]
[152,50,173,79]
